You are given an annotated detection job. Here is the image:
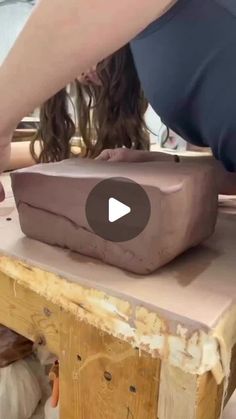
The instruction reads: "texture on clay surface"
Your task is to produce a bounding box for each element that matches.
[11,158,218,274]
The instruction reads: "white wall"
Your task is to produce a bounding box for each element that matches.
[0,1,34,64]
[145,105,163,145]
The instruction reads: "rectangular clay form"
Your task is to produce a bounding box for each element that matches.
[11,158,218,274]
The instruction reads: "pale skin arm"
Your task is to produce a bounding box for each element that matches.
[6,141,39,171]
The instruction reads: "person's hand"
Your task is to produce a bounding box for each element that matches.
[96,148,153,162]
[96,147,175,163]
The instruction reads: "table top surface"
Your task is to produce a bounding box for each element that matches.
[0,173,236,330]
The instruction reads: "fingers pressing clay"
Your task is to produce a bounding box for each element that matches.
[96,148,139,162]
[96,149,113,161]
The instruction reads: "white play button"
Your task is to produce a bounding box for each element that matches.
[108,198,131,223]
[86,177,151,242]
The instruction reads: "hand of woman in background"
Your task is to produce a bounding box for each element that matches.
[96,147,175,162]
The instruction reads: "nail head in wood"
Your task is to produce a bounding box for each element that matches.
[104,371,112,382]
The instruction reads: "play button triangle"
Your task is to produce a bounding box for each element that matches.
[108,198,131,223]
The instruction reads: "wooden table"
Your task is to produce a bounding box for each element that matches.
[0,173,236,419]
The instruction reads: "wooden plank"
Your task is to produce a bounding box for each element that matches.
[0,272,232,419]
[0,272,60,355]
[158,364,224,419]
[0,271,160,419]
[224,344,236,406]
[60,311,160,419]
[158,363,198,419]
[196,372,224,419]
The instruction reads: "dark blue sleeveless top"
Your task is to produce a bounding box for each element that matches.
[130,0,236,171]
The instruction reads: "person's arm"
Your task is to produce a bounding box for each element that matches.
[6,141,38,171]
[0,0,174,138]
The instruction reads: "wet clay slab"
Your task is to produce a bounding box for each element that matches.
[11,158,218,274]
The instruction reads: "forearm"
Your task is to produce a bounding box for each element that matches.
[0,142,11,173]
[6,141,37,171]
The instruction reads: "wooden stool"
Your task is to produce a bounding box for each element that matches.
[0,173,236,419]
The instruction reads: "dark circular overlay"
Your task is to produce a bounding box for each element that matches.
[85,177,151,242]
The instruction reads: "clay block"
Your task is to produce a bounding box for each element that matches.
[11,158,218,274]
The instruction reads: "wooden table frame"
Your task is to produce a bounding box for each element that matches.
[0,258,235,419]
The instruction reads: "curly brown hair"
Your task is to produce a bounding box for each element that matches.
[30,44,150,163]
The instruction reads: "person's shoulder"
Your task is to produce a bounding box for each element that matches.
[132,0,189,40]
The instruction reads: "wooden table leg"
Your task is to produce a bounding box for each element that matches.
[59,311,161,419]
[0,272,60,353]
[158,363,224,419]
[224,344,236,406]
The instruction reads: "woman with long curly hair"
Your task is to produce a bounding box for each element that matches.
[31,44,149,163]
